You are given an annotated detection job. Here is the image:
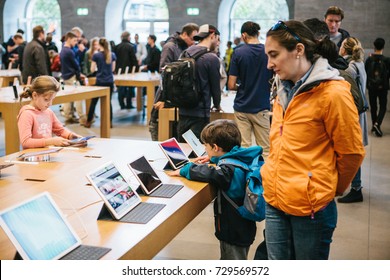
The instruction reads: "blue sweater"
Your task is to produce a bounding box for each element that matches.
[92,52,116,84]
[229,43,273,113]
[60,46,81,80]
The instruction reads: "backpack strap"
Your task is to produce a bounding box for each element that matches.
[351,62,369,109]
[217,158,249,211]
[218,158,249,171]
[179,48,209,60]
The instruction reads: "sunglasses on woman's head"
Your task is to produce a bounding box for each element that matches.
[271,21,302,43]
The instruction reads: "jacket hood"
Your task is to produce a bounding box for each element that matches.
[275,56,344,110]
[211,145,263,165]
[330,55,349,70]
[17,105,36,120]
[166,32,187,50]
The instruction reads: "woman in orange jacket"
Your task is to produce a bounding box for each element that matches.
[261,20,365,259]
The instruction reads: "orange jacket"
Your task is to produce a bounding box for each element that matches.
[261,59,365,217]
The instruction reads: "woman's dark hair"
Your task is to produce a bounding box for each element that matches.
[266,20,319,62]
[303,18,339,64]
[200,119,241,152]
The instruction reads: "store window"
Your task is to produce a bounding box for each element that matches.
[123,0,169,48]
[230,0,288,43]
[26,0,61,44]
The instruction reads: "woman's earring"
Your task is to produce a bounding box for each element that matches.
[296,55,300,59]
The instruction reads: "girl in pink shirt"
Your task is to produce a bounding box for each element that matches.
[17,75,82,149]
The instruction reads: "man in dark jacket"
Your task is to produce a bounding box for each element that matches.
[141,35,161,72]
[22,25,51,84]
[114,31,138,109]
[149,23,199,140]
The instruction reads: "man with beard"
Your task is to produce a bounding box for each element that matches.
[176,24,222,141]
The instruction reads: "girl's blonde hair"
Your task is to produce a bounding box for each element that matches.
[99,37,112,64]
[87,37,99,60]
[19,75,60,101]
[342,37,365,62]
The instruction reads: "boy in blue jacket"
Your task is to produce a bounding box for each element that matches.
[168,119,262,259]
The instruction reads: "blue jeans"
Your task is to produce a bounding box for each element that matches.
[265,200,337,260]
[351,167,361,190]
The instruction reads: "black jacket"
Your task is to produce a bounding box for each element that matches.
[114,39,138,73]
[143,45,161,72]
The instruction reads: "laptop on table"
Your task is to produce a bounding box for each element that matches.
[128,155,183,198]
[182,129,206,158]
[86,161,165,224]
[158,138,190,170]
[0,192,111,260]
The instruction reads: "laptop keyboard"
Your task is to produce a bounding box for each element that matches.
[61,245,111,260]
[150,184,183,198]
[120,202,165,224]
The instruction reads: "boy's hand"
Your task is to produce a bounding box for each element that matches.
[166,169,181,177]
[195,155,210,164]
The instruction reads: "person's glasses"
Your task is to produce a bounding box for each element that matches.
[271,21,302,42]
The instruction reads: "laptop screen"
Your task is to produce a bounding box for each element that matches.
[159,138,189,169]
[87,162,141,220]
[182,129,206,157]
[0,192,80,260]
[128,156,162,194]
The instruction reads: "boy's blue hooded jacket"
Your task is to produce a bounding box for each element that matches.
[180,145,263,247]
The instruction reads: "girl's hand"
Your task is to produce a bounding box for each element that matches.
[49,137,70,147]
[166,169,181,177]
[195,155,210,164]
[70,133,82,139]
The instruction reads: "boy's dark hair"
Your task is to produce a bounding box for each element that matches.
[200,120,241,152]
[149,34,157,42]
[65,31,77,40]
[324,6,345,20]
[374,38,385,50]
[181,23,199,36]
[32,25,44,40]
[241,21,260,37]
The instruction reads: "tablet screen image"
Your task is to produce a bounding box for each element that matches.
[87,162,141,220]
[128,155,162,195]
[182,129,206,157]
[0,192,81,260]
[158,138,189,170]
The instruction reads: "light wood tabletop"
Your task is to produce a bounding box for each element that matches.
[0,85,111,155]
[114,72,160,122]
[0,69,21,87]
[0,138,215,260]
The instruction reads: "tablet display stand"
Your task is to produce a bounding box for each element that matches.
[97,202,166,224]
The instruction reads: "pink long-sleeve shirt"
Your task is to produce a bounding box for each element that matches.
[17,105,72,149]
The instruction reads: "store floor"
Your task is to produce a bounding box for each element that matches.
[1,91,389,260]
